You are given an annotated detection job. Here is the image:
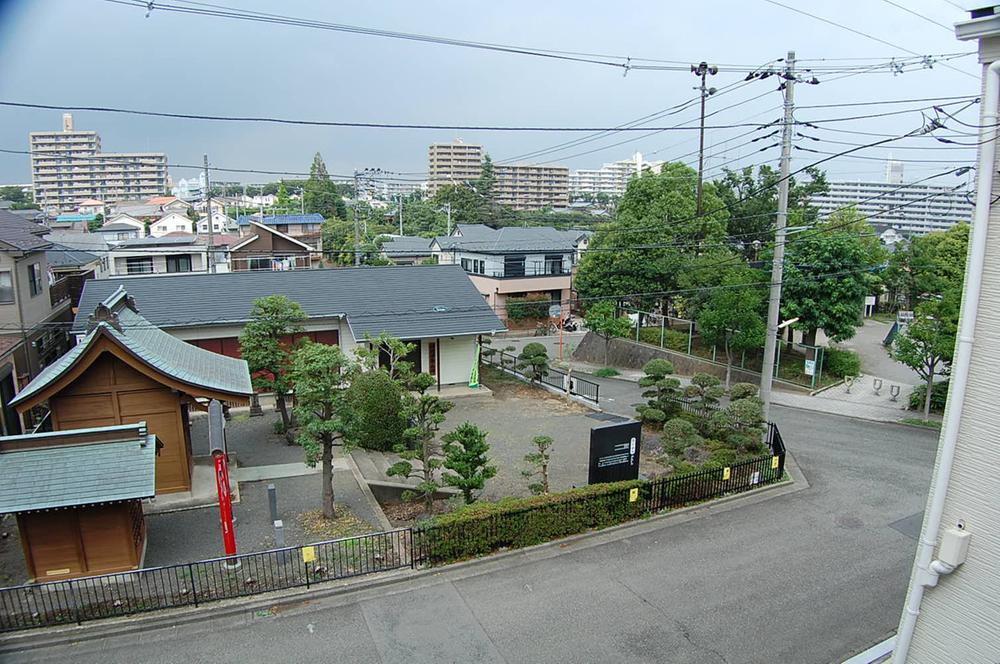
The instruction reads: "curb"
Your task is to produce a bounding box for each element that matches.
[343,452,394,533]
[0,453,807,652]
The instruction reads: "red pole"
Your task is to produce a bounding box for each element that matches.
[213,450,237,557]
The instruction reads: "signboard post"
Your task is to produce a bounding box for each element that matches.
[588,420,642,485]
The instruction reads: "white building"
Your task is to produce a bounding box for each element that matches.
[569,152,665,198]
[196,212,235,235]
[172,173,206,201]
[809,160,973,237]
[149,212,194,237]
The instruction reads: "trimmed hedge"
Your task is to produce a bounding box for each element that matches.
[822,347,862,378]
[507,294,552,320]
[631,326,690,352]
[414,480,645,564]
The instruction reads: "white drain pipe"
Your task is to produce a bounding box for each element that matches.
[894,58,1000,662]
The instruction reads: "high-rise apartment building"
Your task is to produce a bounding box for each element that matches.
[569,152,665,197]
[809,161,973,237]
[427,139,483,194]
[30,114,168,214]
[493,164,570,210]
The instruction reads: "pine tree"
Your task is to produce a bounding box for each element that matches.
[442,422,497,504]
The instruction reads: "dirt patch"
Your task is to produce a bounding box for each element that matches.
[381,499,456,528]
[297,508,376,540]
[482,367,589,413]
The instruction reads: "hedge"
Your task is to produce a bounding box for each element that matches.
[630,326,690,352]
[822,347,862,378]
[414,479,645,564]
[507,294,552,320]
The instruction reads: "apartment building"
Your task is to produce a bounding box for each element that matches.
[809,160,973,238]
[30,114,168,214]
[493,164,570,210]
[569,152,665,198]
[427,140,483,194]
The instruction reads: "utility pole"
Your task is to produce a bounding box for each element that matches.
[203,154,216,274]
[398,193,404,235]
[353,170,361,266]
[691,61,718,216]
[759,51,795,423]
[444,202,452,235]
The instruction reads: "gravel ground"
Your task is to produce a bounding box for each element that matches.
[190,409,303,467]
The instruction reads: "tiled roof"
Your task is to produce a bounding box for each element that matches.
[46,242,99,269]
[119,236,198,248]
[0,209,51,252]
[16,289,253,406]
[72,265,506,340]
[0,424,156,513]
[381,236,433,257]
[434,225,588,253]
[236,213,324,226]
[44,232,111,253]
[95,222,142,232]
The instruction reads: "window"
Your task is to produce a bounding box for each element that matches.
[166,254,193,273]
[248,257,272,271]
[545,254,564,275]
[0,271,12,303]
[475,259,485,274]
[460,258,471,272]
[27,264,42,297]
[504,255,525,277]
[125,256,154,274]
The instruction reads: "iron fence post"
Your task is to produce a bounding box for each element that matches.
[188,563,198,607]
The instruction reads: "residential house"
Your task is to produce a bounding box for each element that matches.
[94,214,146,243]
[52,213,96,232]
[0,210,75,435]
[149,212,194,237]
[236,213,324,239]
[76,198,107,217]
[108,235,230,276]
[46,242,102,308]
[196,212,236,235]
[430,224,591,320]
[147,196,192,215]
[108,201,162,223]
[229,220,320,271]
[73,265,506,390]
[381,235,434,265]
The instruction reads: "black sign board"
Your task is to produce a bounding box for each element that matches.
[588,420,641,484]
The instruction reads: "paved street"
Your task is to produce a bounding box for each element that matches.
[3,406,937,664]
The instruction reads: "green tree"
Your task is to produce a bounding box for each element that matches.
[273,183,293,213]
[521,435,553,495]
[516,342,550,383]
[354,333,417,382]
[88,213,103,232]
[781,209,885,347]
[342,369,406,452]
[477,154,495,200]
[386,373,454,512]
[441,422,497,504]
[891,294,958,420]
[685,373,725,418]
[636,358,682,425]
[238,295,307,438]
[696,268,767,388]
[289,341,352,518]
[584,301,632,365]
[304,152,347,220]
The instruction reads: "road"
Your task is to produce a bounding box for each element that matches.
[3,406,937,664]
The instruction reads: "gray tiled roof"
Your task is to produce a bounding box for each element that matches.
[434,225,588,253]
[15,291,253,406]
[381,236,433,257]
[0,425,156,513]
[0,209,51,252]
[46,242,99,269]
[120,236,198,248]
[94,222,142,232]
[72,265,506,341]
[44,232,111,253]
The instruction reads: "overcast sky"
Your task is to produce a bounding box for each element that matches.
[0,0,983,188]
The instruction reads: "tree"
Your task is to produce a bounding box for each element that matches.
[781,209,885,348]
[342,369,407,451]
[386,373,454,512]
[289,342,352,518]
[685,373,725,417]
[477,154,495,200]
[521,435,553,495]
[273,183,293,213]
[354,333,416,382]
[441,422,497,504]
[0,186,39,210]
[584,301,632,365]
[88,214,103,232]
[696,268,767,388]
[636,358,682,425]
[891,294,958,420]
[516,342,549,384]
[305,152,347,220]
[238,295,307,439]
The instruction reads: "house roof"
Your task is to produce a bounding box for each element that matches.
[10,209,45,222]
[434,225,589,253]
[96,221,142,232]
[44,231,111,253]
[72,265,506,340]
[46,242,99,269]
[381,236,433,257]
[151,213,192,225]
[0,423,156,513]
[236,213,324,226]
[0,209,51,252]
[119,235,198,248]
[114,204,160,218]
[78,198,105,206]
[147,196,187,206]
[231,220,315,251]
[17,287,253,406]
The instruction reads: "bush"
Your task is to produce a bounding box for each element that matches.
[908,380,949,413]
[635,326,689,352]
[415,480,646,564]
[344,370,406,451]
[593,367,620,378]
[729,383,758,400]
[823,347,862,378]
[507,294,551,320]
[662,418,703,456]
[516,342,550,383]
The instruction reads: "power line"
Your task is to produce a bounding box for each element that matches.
[880,0,954,31]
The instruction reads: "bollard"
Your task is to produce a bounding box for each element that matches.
[844,375,855,394]
[274,519,285,548]
[890,384,901,402]
[267,483,278,523]
[873,377,883,396]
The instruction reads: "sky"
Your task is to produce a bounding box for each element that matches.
[0,0,985,188]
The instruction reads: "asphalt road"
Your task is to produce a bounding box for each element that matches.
[3,404,937,664]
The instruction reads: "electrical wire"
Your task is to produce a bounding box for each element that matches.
[879,0,954,31]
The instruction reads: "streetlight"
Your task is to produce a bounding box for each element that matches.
[691,61,719,216]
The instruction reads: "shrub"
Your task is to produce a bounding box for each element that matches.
[634,326,689,352]
[415,479,646,564]
[343,370,406,451]
[729,383,759,400]
[516,342,550,383]
[662,418,703,456]
[908,380,949,413]
[507,294,551,320]
[685,373,724,415]
[823,347,862,378]
[593,367,620,378]
[638,359,682,425]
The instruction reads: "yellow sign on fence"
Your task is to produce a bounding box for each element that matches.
[722,467,731,481]
[771,456,780,470]
[302,546,316,563]
[628,488,639,503]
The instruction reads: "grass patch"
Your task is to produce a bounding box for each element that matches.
[481,364,520,384]
[593,367,620,377]
[900,417,942,430]
[297,508,376,540]
[229,413,250,424]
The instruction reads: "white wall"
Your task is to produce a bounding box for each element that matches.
[436,335,477,385]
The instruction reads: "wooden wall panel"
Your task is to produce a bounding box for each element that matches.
[19,511,84,579]
[79,504,133,572]
[50,393,116,430]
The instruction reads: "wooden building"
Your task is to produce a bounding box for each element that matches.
[11,287,253,494]
[0,423,156,581]
[229,219,321,271]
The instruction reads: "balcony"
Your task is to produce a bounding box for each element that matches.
[49,276,71,308]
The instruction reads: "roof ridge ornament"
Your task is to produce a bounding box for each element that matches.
[87,303,123,334]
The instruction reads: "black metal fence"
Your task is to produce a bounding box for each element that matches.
[483,349,600,403]
[0,529,412,633]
